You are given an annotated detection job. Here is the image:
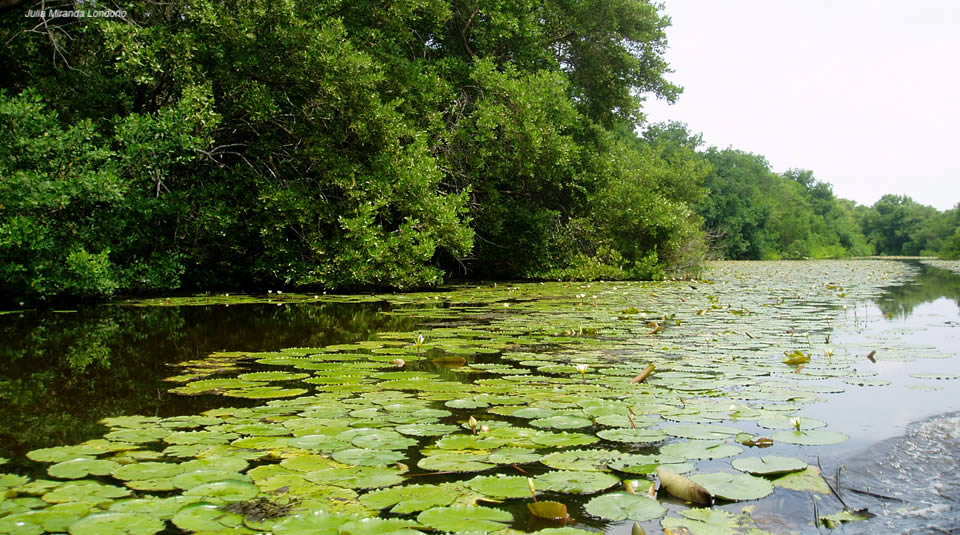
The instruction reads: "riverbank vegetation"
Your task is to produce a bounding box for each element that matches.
[1,0,957,303]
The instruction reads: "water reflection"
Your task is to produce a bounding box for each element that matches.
[873,262,960,319]
[0,301,415,464]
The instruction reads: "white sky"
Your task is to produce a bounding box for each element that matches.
[641,0,960,211]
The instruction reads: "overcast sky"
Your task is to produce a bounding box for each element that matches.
[641,0,960,211]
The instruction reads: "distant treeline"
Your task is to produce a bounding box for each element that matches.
[642,122,960,262]
[1,0,957,304]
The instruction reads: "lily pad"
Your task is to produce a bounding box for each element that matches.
[331,448,406,467]
[662,424,743,440]
[466,475,535,499]
[732,456,807,476]
[305,466,406,489]
[394,423,461,437]
[541,449,626,471]
[532,432,599,448]
[360,484,456,513]
[170,502,246,531]
[535,470,620,494]
[417,506,513,532]
[690,472,775,501]
[183,480,260,502]
[772,429,849,445]
[417,452,495,472]
[530,415,593,429]
[660,440,743,460]
[772,466,832,494]
[48,458,120,480]
[67,512,165,535]
[596,428,667,443]
[584,492,666,522]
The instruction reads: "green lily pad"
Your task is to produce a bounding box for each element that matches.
[359,483,457,513]
[772,429,849,445]
[272,511,354,534]
[661,508,764,534]
[170,502,246,531]
[349,429,418,450]
[305,466,406,489]
[530,415,593,430]
[331,448,406,467]
[43,481,131,504]
[659,440,743,460]
[596,428,667,443]
[772,466,832,494]
[541,449,626,471]
[395,423,461,436]
[67,512,165,535]
[532,432,599,448]
[435,434,508,450]
[236,371,310,382]
[732,456,807,476]
[535,470,620,494]
[417,506,513,532]
[417,452,495,473]
[111,462,184,481]
[172,470,251,490]
[466,475,535,499]
[337,517,423,534]
[690,472,775,501]
[662,424,743,440]
[48,458,120,480]
[183,480,260,502]
[584,492,666,521]
[487,448,542,465]
[755,416,826,430]
[27,446,105,463]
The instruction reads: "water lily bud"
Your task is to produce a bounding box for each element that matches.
[479,425,490,433]
[468,416,478,429]
[527,478,537,495]
[392,359,405,368]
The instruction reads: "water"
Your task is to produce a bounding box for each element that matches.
[1,260,959,533]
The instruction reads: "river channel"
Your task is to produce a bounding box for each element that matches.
[0,259,958,534]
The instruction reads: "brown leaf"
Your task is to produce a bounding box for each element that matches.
[657,467,712,506]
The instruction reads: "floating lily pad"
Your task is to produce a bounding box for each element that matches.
[532,432,599,448]
[417,506,513,532]
[772,466,832,493]
[662,424,743,440]
[466,475,535,498]
[183,480,260,502]
[349,429,418,450]
[596,428,667,443]
[487,448,542,465]
[732,456,808,476]
[690,472,775,501]
[661,508,763,534]
[337,517,423,534]
[394,423,461,436]
[541,449,626,471]
[530,415,593,430]
[584,492,666,522]
[236,371,309,382]
[111,462,183,481]
[535,470,620,494]
[305,466,406,489]
[43,481,131,504]
[170,502,246,531]
[660,440,743,460]
[331,448,406,467]
[360,484,457,513]
[417,453,495,473]
[772,429,849,445]
[48,458,120,480]
[67,512,165,535]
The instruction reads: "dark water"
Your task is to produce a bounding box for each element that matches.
[0,299,414,470]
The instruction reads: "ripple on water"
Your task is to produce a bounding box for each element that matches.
[840,411,960,534]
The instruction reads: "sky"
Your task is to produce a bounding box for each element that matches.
[640,0,960,211]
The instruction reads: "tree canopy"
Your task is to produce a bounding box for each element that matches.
[1,1,956,304]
